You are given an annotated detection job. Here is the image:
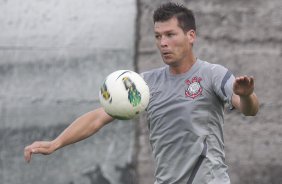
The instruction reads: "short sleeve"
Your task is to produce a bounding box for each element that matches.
[211,64,235,109]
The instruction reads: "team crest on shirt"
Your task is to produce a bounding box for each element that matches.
[185,76,203,99]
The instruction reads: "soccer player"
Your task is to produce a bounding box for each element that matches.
[24,2,259,184]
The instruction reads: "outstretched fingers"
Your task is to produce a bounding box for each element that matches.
[233,75,255,96]
[235,75,247,82]
[236,76,254,85]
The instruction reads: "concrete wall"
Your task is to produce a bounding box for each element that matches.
[0,1,137,184]
[136,0,282,184]
[1,0,282,184]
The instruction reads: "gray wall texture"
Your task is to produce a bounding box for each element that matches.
[136,0,282,184]
[0,0,137,184]
[1,0,282,184]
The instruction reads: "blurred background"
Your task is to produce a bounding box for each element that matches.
[0,0,281,184]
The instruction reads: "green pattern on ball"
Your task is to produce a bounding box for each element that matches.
[122,77,141,107]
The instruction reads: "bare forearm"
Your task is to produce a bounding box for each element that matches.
[239,93,259,116]
[232,76,259,116]
[53,108,113,150]
[53,112,99,150]
[24,107,114,163]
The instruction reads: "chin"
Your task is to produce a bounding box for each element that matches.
[163,59,177,66]
[162,56,172,63]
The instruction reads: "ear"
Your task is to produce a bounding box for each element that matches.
[186,30,196,44]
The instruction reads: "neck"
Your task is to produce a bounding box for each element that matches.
[169,55,196,75]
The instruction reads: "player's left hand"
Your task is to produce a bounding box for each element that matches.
[233,76,255,97]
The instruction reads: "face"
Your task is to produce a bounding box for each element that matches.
[154,17,195,67]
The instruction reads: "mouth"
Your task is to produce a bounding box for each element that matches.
[162,51,173,57]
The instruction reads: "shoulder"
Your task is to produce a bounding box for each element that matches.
[198,59,230,76]
[141,66,166,83]
[198,59,222,71]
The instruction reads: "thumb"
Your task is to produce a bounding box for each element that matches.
[31,147,52,155]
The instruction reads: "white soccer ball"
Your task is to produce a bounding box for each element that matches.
[99,70,150,120]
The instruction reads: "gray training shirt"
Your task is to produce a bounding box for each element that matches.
[142,59,235,184]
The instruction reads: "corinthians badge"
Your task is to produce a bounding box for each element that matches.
[185,76,203,99]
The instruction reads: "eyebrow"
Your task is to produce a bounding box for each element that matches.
[154,29,175,34]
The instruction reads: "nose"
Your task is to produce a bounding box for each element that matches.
[159,37,168,48]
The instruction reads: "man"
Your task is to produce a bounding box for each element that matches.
[24,2,259,184]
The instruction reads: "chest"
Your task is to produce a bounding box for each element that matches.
[148,75,212,109]
[146,75,216,136]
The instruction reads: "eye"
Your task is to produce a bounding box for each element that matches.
[155,34,161,39]
[167,33,175,37]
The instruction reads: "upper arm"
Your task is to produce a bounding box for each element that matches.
[211,64,235,108]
